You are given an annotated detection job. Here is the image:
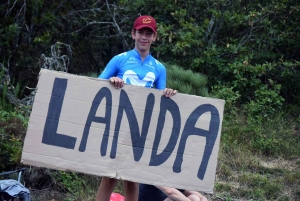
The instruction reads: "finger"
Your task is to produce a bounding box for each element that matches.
[114,78,119,88]
[165,89,172,97]
[110,77,119,88]
[117,78,124,88]
[115,78,124,89]
[117,81,122,89]
[167,90,172,97]
[109,77,115,83]
[166,89,177,97]
[172,89,178,95]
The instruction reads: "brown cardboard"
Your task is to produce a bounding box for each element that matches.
[21,69,225,193]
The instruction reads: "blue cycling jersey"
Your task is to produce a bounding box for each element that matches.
[99,49,166,90]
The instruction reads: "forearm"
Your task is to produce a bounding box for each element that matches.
[155,186,190,201]
[183,190,208,201]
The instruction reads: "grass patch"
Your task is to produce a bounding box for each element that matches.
[221,110,300,159]
[217,164,233,180]
[239,173,282,199]
[277,195,292,201]
[256,166,285,177]
[215,108,300,201]
[218,144,260,173]
[239,188,265,200]
[215,182,232,192]
[284,170,300,185]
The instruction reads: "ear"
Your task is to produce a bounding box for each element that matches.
[131,30,136,39]
[152,33,158,42]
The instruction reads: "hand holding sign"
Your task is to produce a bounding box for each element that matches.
[163,88,177,97]
[109,77,124,89]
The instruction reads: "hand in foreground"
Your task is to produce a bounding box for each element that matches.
[163,88,177,97]
[109,77,124,89]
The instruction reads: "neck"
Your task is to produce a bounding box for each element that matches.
[135,48,149,62]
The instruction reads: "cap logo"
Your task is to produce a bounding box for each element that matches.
[142,18,152,24]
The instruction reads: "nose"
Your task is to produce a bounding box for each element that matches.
[141,32,147,38]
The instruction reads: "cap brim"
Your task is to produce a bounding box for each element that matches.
[135,25,157,33]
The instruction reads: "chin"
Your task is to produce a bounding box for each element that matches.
[138,47,149,51]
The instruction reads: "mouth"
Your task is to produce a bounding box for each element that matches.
[140,41,148,45]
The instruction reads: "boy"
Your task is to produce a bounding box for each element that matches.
[96,15,176,201]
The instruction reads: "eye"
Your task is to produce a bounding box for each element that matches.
[146,32,153,36]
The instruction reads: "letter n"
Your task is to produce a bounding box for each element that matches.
[110,89,154,161]
[149,96,181,166]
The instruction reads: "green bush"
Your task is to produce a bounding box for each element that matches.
[0,109,27,171]
[221,108,300,158]
[50,171,86,194]
[211,85,241,114]
[164,63,209,97]
[244,84,285,120]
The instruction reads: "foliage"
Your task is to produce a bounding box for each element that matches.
[243,84,285,120]
[222,109,300,158]
[151,0,300,106]
[211,85,240,114]
[164,63,208,97]
[0,67,11,110]
[0,109,27,171]
[1,0,300,106]
[50,171,86,194]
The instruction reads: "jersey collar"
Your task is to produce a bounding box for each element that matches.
[133,48,152,61]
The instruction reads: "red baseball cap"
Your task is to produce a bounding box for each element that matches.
[133,15,157,33]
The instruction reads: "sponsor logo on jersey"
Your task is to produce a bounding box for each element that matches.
[123,70,155,88]
[127,61,138,64]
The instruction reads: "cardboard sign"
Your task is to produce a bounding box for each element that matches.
[21,69,225,193]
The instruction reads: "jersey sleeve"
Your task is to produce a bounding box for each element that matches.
[98,56,119,79]
[155,65,167,90]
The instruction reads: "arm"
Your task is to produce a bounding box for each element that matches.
[155,186,190,201]
[99,56,124,89]
[155,65,167,90]
[183,190,208,201]
[155,65,177,97]
[98,56,119,79]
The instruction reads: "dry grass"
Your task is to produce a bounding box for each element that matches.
[214,144,300,201]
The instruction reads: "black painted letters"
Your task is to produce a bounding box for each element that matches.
[78,87,112,156]
[42,78,221,181]
[173,104,220,180]
[149,96,181,166]
[110,89,155,161]
[42,78,77,149]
